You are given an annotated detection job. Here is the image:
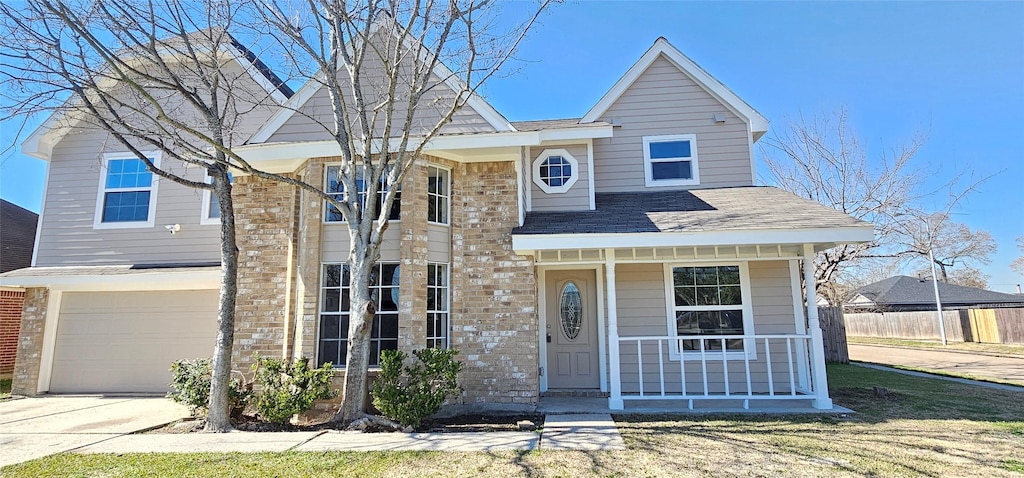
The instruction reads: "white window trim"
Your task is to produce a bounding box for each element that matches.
[427,164,451,226]
[426,262,451,349]
[532,148,579,194]
[643,134,700,187]
[322,162,401,225]
[663,262,755,360]
[200,170,233,225]
[92,151,161,229]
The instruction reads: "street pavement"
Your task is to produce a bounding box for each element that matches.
[848,344,1024,385]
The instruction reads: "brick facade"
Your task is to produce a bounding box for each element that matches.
[0,288,25,376]
[11,287,47,396]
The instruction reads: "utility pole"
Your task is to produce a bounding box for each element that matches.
[926,217,947,345]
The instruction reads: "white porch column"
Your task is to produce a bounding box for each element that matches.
[803,244,833,409]
[605,248,624,410]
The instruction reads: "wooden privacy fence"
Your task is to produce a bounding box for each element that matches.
[817,306,849,363]
[844,308,1024,345]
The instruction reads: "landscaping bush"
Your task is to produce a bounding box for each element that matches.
[372,348,463,428]
[167,358,249,416]
[251,354,336,424]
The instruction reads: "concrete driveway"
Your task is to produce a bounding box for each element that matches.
[849,344,1024,385]
[0,396,190,467]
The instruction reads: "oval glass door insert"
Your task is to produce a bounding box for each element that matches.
[560,282,583,341]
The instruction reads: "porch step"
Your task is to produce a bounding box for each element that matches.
[541,389,609,398]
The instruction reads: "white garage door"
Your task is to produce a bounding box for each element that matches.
[50,289,219,394]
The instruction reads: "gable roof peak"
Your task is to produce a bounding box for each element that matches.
[580,37,769,140]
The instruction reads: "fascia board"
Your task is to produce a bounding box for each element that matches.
[511,226,875,254]
[0,268,221,291]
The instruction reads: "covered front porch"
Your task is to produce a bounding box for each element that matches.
[520,243,855,412]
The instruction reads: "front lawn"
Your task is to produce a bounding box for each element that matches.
[4,364,1023,477]
[0,378,11,401]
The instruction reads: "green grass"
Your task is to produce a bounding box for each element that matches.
[0,378,11,400]
[866,362,1024,388]
[848,336,1024,356]
[4,364,1024,477]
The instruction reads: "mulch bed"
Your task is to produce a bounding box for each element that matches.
[153,413,544,434]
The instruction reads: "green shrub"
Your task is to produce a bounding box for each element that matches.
[371,348,463,428]
[251,354,336,424]
[167,358,249,417]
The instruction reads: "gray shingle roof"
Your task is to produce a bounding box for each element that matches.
[853,275,1024,308]
[514,186,871,235]
[511,118,610,131]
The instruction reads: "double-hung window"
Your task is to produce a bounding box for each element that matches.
[667,263,753,358]
[324,165,401,222]
[200,171,233,225]
[94,152,159,228]
[318,263,400,367]
[426,263,450,348]
[427,165,450,225]
[643,134,699,187]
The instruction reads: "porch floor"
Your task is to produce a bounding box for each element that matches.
[537,396,853,415]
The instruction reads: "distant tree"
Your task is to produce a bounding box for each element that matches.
[761,107,989,304]
[893,212,996,284]
[1012,236,1024,276]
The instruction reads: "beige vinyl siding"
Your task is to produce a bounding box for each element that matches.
[529,144,591,212]
[265,36,497,144]
[592,55,754,192]
[614,261,802,395]
[321,224,401,262]
[49,289,218,393]
[35,134,221,265]
[427,224,450,263]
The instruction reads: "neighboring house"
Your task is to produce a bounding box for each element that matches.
[1,33,873,412]
[0,199,38,377]
[846,275,1024,312]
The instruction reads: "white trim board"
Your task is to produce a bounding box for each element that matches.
[0,268,221,292]
[513,227,875,254]
[580,37,769,140]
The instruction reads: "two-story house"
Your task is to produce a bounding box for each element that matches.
[3,35,872,413]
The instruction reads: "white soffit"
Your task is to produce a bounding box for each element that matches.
[580,37,769,137]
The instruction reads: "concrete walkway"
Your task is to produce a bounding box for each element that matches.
[540,414,625,451]
[853,363,1024,392]
[849,343,1024,386]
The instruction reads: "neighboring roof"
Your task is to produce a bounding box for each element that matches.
[0,200,39,274]
[514,186,870,236]
[580,37,769,139]
[850,276,1024,308]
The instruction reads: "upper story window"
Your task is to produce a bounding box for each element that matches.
[643,134,700,187]
[667,263,753,359]
[93,152,160,229]
[427,165,450,225]
[201,171,233,225]
[325,165,400,223]
[532,148,579,194]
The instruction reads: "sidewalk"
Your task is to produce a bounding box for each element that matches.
[849,343,1024,386]
[71,413,624,455]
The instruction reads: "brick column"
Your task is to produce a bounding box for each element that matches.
[450,161,539,407]
[231,174,300,373]
[0,288,25,376]
[399,162,429,353]
[11,288,47,396]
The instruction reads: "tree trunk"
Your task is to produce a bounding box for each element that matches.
[336,250,376,423]
[205,166,238,432]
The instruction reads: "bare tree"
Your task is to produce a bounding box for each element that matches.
[894,212,996,283]
[760,107,928,304]
[3,0,551,428]
[760,107,991,304]
[1012,236,1024,276]
[253,0,550,424]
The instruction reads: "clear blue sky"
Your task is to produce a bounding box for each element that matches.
[2,1,1022,291]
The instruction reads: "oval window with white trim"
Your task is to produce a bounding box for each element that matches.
[560,282,583,341]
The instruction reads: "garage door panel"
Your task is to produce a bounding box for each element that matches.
[50,290,219,394]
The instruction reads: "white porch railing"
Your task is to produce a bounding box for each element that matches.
[617,334,814,409]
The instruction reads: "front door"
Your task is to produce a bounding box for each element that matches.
[545,269,600,389]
